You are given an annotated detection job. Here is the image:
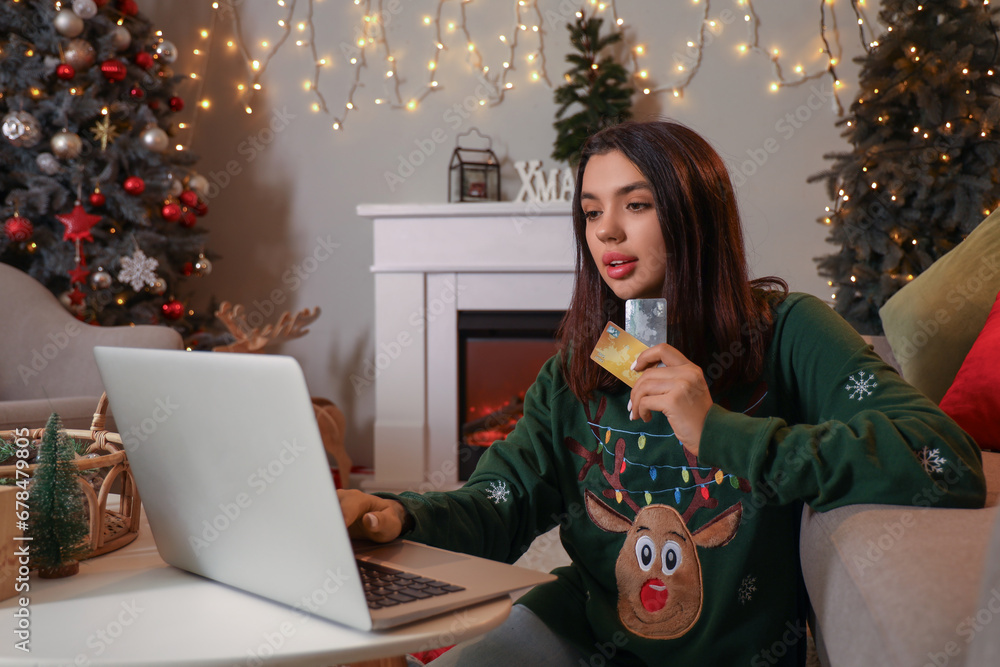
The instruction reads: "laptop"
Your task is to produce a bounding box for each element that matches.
[93,346,554,631]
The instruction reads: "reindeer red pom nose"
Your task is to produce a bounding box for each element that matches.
[640,579,669,612]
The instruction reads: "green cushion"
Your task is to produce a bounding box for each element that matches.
[879,209,1000,403]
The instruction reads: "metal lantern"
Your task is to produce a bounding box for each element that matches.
[449,128,501,202]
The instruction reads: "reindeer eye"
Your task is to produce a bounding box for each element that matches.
[635,536,656,571]
[661,540,683,575]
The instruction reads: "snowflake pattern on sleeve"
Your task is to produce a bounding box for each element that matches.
[918,447,946,475]
[845,370,878,400]
[485,480,510,504]
[738,574,756,605]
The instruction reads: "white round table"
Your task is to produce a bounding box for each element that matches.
[0,511,511,666]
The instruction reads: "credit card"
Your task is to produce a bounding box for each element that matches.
[590,322,649,387]
[625,298,667,347]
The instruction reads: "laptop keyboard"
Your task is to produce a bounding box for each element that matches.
[357,560,466,609]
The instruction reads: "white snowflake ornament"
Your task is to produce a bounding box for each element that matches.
[485,480,510,504]
[845,371,878,401]
[118,248,159,291]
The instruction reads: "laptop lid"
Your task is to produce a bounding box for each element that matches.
[94,346,374,630]
[93,346,555,631]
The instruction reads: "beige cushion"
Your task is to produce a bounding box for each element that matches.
[878,210,1000,403]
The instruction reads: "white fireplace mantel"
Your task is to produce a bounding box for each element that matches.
[357,201,574,492]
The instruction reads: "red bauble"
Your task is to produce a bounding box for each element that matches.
[123,176,145,195]
[179,190,199,207]
[134,52,154,70]
[149,100,160,111]
[194,202,209,217]
[56,63,75,80]
[3,214,33,242]
[100,59,127,82]
[181,262,194,276]
[89,191,106,207]
[130,86,144,99]
[179,210,197,228]
[161,299,184,320]
[118,0,138,16]
[161,202,182,222]
[169,96,184,112]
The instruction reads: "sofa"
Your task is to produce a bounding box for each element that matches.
[0,262,183,432]
[801,208,1000,667]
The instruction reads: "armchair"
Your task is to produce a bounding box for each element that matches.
[0,262,182,431]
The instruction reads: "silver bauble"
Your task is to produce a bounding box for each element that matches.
[36,152,61,175]
[2,111,42,147]
[149,278,167,295]
[64,38,96,69]
[90,269,112,289]
[54,9,85,37]
[140,125,169,153]
[188,174,209,198]
[166,176,183,197]
[72,0,98,19]
[110,25,132,51]
[194,255,213,276]
[154,40,177,64]
[51,129,83,160]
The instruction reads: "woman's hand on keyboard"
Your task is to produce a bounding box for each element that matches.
[337,489,410,542]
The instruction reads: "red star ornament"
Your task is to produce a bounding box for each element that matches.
[68,287,86,306]
[55,203,101,242]
[68,264,90,285]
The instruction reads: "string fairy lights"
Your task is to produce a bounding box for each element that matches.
[207,0,884,134]
[173,19,217,152]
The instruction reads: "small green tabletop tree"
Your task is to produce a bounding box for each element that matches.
[28,413,89,578]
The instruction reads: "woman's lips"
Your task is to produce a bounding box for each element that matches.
[603,252,638,279]
[606,259,637,279]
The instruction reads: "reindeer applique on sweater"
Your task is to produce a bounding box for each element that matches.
[566,395,756,639]
[584,489,743,639]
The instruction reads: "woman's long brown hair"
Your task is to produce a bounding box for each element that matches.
[557,120,787,401]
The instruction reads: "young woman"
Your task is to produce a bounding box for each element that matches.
[339,121,986,666]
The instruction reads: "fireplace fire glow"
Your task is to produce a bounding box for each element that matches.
[458,311,563,480]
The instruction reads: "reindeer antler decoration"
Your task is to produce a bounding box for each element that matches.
[213,301,321,353]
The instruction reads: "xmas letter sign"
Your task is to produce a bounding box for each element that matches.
[515,160,575,204]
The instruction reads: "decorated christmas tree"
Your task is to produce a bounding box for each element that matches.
[551,11,633,166]
[28,413,89,578]
[0,0,220,344]
[810,0,1000,334]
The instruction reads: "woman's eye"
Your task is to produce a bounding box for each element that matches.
[627,202,651,212]
[584,210,601,220]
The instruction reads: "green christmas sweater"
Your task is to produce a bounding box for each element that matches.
[382,293,986,666]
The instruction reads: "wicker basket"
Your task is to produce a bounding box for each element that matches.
[0,394,141,559]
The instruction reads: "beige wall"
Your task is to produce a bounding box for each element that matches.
[143,1,865,467]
